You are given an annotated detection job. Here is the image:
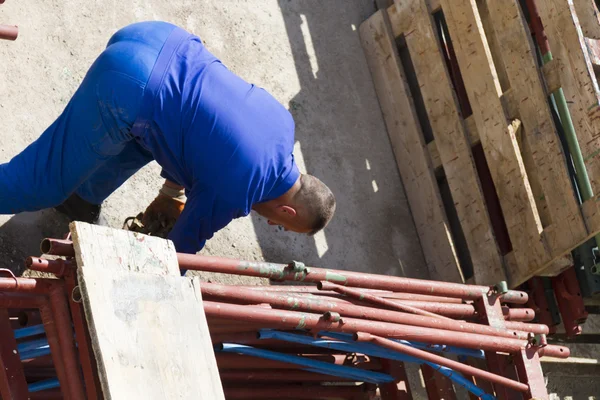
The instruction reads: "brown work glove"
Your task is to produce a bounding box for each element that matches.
[127,183,186,238]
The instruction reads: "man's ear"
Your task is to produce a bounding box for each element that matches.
[277,205,297,217]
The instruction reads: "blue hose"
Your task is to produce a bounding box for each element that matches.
[14,324,45,339]
[217,343,394,384]
[320,331,485,359]
[28,378,60,393]
[258,330,495,400]
[17,338,49,353]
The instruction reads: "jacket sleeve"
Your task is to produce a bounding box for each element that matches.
[167,184,240,254]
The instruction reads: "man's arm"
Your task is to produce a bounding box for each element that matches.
[167,185,239,254]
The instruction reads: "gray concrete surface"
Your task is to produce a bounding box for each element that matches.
[0,0,427,281]
[0,0,594,398]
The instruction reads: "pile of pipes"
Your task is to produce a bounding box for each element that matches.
[0,237,570,399]
[0,0,18,41]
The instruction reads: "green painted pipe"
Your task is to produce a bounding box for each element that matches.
[542,51,600,246]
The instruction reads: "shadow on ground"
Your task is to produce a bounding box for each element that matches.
[0,210,70,275]
[250,0,427,279]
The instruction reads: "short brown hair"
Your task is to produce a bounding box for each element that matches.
[293,174,336,235]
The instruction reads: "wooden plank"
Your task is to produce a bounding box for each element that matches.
[541,59,562,94]
[573,0,600,39]
[70,222,179,276]
[428,115,478,170]
[440,0,547,282]
[79,269,224,400]
[536,0,600,194]
[72,222,224,399]
[485,0,588,286]
[359,11,464,283]
[390,0,505,284]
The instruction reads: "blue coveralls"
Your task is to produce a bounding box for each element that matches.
[0,21,299,254]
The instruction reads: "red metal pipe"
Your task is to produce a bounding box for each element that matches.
[240,285,463,303]
[219,369,354,382]
[28,389,64,400]
[504,307,534,322]
[355,332,529,393]
[64,269,102,400]
[40,238,75,258]
[319,281,452,320]
[40,304,70,399]
[47,286,86,399]
[0,309,29,399]
[0,294,46,308]
[0,276,64,295]
[177,253,528,303]
[503,320,549,335]
[0,25,17,41]
[26,257,70,277]
[201,283,531,340]
[222,384,373,399]
[40,243,528,303]
[203,301,569,357]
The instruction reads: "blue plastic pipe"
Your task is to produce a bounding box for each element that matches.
[258,330,495,400]
[17,338,49,353]
[14,324,45,339]
[217,343,394,384]
[320,331,485,359]
[28,378,60,393]
[20,346,51,361]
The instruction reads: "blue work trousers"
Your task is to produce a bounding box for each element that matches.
[0,22,176,213]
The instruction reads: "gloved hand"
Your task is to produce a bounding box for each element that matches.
[137,182,186,238]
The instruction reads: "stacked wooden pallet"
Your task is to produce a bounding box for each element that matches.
[360,0,600,288]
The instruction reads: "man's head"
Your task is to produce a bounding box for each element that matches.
[253,174,336,235]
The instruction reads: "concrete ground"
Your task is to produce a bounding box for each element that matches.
[0,0,591,398]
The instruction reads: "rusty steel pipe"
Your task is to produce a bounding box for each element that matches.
[47,287,86,399]
[504,320,549,335]
[241,285,463,303]
[40,238,75,258]
[38,241,529,303]
[201,283,532,340]
[177,253,528,303]
[0,294,46,309]
[318,281,452,320]
[26,257,70,277]
[504,307,535,322]
[0,276,64,295]
[222,384,372,399]
[355,332,529,392]
[31,258,535,322]
[203,301,569,357]
[0,25,17,41]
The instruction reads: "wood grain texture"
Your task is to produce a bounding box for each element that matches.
[392,0,504,283]
[359,10,464,283]
[79,270,224,400]
[441,0,544,283]
[573,0,600,39]
[485,0,588,286]
[70,222,179,276]
[428,116,479,170]
[537,0,600,193]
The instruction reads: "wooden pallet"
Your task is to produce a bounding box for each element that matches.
[360,0,600,287]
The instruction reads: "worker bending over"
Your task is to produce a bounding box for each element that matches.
[0,21,336,254]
